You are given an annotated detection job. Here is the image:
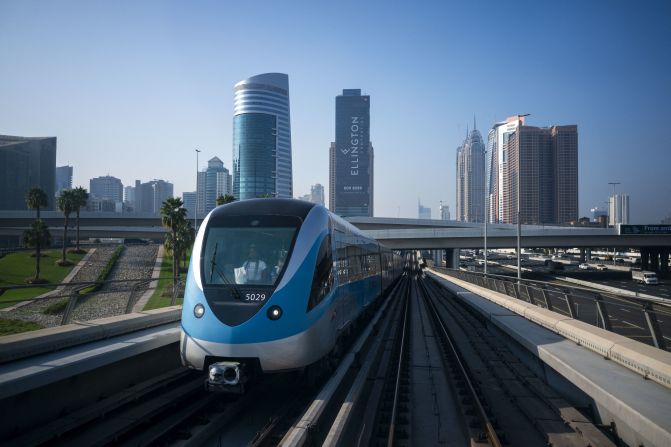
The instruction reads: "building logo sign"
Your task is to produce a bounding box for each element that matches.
[341,116,362,176]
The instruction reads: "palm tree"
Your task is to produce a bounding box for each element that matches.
[216,194,236,206]
[25,187,49,280]
[26,187,48,220]
[176,220,195,271]
[57,189,76,266]
[71,187,89,253]
[22,220,51,283]
[160,197,188,290]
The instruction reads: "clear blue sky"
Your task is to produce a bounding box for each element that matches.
[2,0,670,222]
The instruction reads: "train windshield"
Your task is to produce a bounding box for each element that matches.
[201,215,301,287]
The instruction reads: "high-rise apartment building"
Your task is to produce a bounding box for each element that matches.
[487,116,526,223]
[299,183,325,206]
[55,165,73,197]
[609,194,630,226]
[456,122,485,222]
[201,156,232,213]
[440,202,451,221]
[182,191,197,219]
[0,135,56,211]
[311,183,325,207]
[500,124,578,224]
[418,200,431,219]
[135,179,173,214]
[233,73,292,200]
[331,89,374,217]
[90,175,123,203]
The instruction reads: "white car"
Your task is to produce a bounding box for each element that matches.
[578,263,590,270]
[595,264,608,271]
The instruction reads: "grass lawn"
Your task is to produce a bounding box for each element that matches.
[0,318,44,336]
[143,253,189,311]
[0,249,87,309]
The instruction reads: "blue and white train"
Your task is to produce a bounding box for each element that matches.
[180,198,404,391]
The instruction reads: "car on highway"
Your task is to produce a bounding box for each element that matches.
[595,264,608,271]
[578,263,591,270]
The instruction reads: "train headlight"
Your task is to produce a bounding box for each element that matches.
[194,303,205,318]
[267,305,283,320]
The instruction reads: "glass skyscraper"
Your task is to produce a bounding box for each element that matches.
[233,73,292,200]
[331,89,373,217]
[0,135,56,211]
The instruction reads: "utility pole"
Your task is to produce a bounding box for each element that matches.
[195,149,201,231]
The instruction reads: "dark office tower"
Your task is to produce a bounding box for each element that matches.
[502,124,578,225]
[329,142,336,211]
[333,89,373,217]
[55,165,73,197]
[0,135,56,211]
[456,122,485,223]
[233,73,292,200]
[552,126,578,225]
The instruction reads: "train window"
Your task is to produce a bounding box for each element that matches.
[308,235,334,311]
[201,215,300,287]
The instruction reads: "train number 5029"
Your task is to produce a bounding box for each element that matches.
[244,293,266,302]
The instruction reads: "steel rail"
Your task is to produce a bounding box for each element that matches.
[387,280,410,447]
[418,275,503,447]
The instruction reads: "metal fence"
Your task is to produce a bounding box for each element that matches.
[431,267,670,351]
[0,277,185,328]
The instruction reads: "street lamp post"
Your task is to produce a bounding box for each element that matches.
[484,172,488,276]
[195,149,201,231]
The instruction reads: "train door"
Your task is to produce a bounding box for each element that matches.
[333,228,347,332]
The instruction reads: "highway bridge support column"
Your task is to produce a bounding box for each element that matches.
[444,249,459,269]
[640,247,650,270]
[579,249,586,263]
[585,248,592,261]
[661,247,669,273]
[650,248,660,272]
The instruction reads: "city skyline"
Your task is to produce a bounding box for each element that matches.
[1,1,670,222]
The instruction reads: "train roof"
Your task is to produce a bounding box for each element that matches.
[209,198,317,220]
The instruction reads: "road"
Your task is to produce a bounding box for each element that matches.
[457,256,671,349]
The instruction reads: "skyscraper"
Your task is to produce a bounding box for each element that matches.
[55,165,73,197]
[418,200,431,219]
[203,156,232,213]
[182,191,197,218]
[456,121,485,222]
[233,73,292,200]
[300,183,325,206]
[440,202,451,221]
[0,135,56,211]
[331,89,373,217]
[489,115,526,223]
[89,175,123,202]
[609,194,630,226]
[135,179,174,214]
[501,124,578,225]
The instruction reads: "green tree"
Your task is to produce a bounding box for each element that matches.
[22,220,52,283]
[216,194,236,206]
[71,187,89,253]
[25,187,50,281]
[160,197,188,292]
[57,189,76,266]
[25,187,48,220]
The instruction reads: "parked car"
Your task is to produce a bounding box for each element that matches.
[595,264,608,271]
[578,263,591,270]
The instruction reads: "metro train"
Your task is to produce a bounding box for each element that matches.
[180,198,404,391]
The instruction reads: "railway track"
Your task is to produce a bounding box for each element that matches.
[3,263,625,446]
[419,272,618,446]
